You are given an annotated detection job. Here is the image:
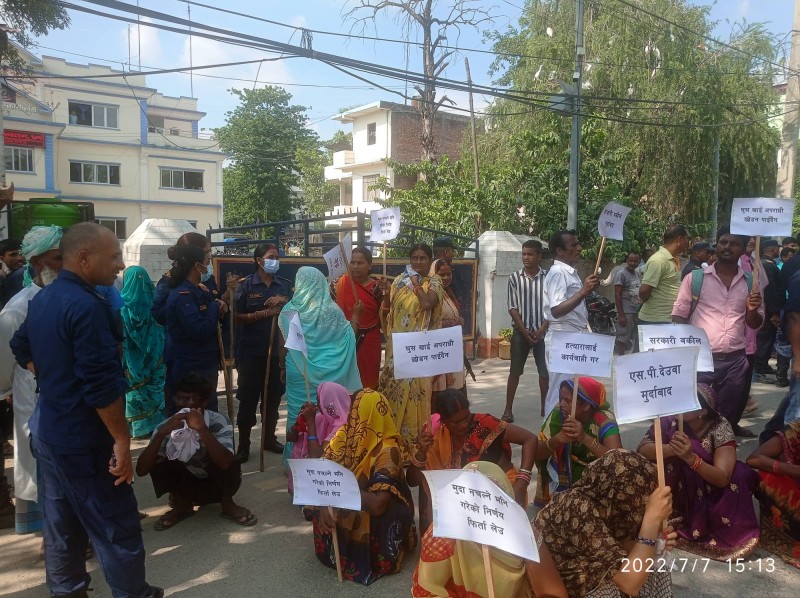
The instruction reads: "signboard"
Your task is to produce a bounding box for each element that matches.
[638,324,713,372]
[283,311,307,356]
[547,331,614,378]
[392,325,463,380]
[597,201,632,241]
[370,206,401,242]
[730,197,794,237]
[323,232,353,279]
[3,130,45,148]
[287,458,361,511]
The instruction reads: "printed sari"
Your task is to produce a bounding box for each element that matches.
[335,274,383,390]
[305,389,417,585]
[756,421,800,569]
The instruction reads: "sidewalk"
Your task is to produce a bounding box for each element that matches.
[0,359,797,597]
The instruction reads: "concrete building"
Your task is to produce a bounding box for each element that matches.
[1,45,225,239]
[324,101,470,222]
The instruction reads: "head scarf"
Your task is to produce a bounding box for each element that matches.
[535,450,656,596]
[315,382,351,443]
[463,461,513,495]
[120,266,165,383]
[20,225,62,287]
[559,376,608,409]
[324,389,400,485]
[697,382,719,414]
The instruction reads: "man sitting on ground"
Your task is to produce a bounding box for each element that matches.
[136,372,257,530]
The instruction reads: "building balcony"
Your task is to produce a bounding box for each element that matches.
[332,150,354,167]
[146,128,221,152]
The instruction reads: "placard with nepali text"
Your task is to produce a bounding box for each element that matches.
[287,458,361,511]
[612,347,700,425]
[392,325,463,380]
[547,331,614,378]
[323,232,353,279]
[730,198,794,237]
[638,324,713,372]
[597,201,632,241]
[370,206,401,242]
[283,311,307,356]
[423,469,539,562]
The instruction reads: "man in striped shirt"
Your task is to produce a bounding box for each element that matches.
[503,239,549,421]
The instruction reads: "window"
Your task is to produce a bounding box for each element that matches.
[362,174,379,203]
[367,122,376,145]
[69,161,121,185]
[68,101,118,128]
[187,220,198,229]
[4,147,34,173]
[160,168,203,190]
[98,218,126,239]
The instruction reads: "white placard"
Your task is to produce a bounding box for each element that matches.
[370,206,401,242]
[323,232,353,279]
[612,347,700,425]
[393,325,463,380]
[597,201,632,241]
[423,469,539,562]
[730,197,794,237]
[284,311,307,356]
[287,458,361,511]
[638,324,713,372]
[547,331,614,377]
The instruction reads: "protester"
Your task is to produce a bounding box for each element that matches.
[0,225,63,533]
[638,384,759,560]
[534,450,676,598]
[534,377,622,508]
[672,228,764,437]
[411,461,568,598]
[781,251,800,424]
[0,238,26,308]
[776,247,795,388]
[503,239,549,421]
[783,236,799,253]
[379,243,443,459]
[754,240,785,383]
[304,389,417,585]
[542,230,599,413]
[613,250,642,355]
[740,237,759,414]
[279,266,361,464]
[780,246,796,267]
[636,247,655,277]
[232,243,289,462]
[681,241,713,280]
[10,222,161,597]
[164,244,228,414]
[334,247,386,390]
[120,266,166,439]
[429,259,467,396]
[746,420,800,569]
[638,224,689,324]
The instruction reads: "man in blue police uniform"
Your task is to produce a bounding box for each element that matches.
[11,223,161,598]
[232,243,290,462]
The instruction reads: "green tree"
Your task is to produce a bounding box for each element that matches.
[215,87,317,226]
[0,0,69,65]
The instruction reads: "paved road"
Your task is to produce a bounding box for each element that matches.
[1,358,797,596]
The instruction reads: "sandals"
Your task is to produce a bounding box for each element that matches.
[220,508,257,527]
[154,509,194,531]
[501,413,514,423]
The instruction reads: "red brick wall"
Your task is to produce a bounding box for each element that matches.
[390,108,469,163]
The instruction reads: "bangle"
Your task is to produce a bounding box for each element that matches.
[410,454,426,468]
[546,437,557,452]
[635,536,657,547]
[307,436,318,442]
[690,454,703,471]
[351,319,360,325]
[591,438,601,452]
[773,459,781,474]
[518,468,533,476]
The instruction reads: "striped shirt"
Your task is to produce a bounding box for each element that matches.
[507,267,547,330]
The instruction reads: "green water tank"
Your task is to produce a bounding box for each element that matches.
[6,199,95,239]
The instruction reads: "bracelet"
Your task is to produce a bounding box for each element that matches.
[690,454,703,471]
[410,454,426,468]
[591,439,601,452]
[518,468,533,476]
[635,536,657,547]
[773,459,781,474]
[307,436,318,442]
[516,472,532,484]
[546,437,557,452]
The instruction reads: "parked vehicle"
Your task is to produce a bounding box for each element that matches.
[586,292,617,336]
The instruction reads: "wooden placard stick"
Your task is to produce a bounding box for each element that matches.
[328,506,343,582]
[339,241,359,298]
[678,413,684,434]
[652,416,666,488]
[216,324,236,451]
[383,241,388,278]
[570,375,580,418]
[593,237,607,276]
[302,353,312,404]
[752,236,761,290]
[259,314,279,473]
[482,544,496,598]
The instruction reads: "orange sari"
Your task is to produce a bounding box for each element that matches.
[335,274,382,389]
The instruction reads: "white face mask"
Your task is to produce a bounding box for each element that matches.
[40,266,58,286]
[262,258,279,274]
[200,262,213,283]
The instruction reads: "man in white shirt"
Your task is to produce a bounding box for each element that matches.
[542,230,599,413]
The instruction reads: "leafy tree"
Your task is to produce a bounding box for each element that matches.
[215,87,317,226]
[295,142,339,217]
[0,0,69,65]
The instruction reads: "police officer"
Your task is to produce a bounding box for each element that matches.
[164,244,228,414]
[232,243,289,462]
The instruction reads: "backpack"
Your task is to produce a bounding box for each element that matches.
[689,267,752,319]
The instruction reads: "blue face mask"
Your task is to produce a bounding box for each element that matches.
[262,258,279,275]
[200,262,213,283]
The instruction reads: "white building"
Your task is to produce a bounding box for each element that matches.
[2,46,225,239]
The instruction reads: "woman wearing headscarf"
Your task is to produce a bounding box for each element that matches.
[304,389,417,585]
[412,461,567,598]
[429,258,466,396]
[120,266,165,438]
[279,267,361,464]
[535,450,676,598]
[379,243,443,459]
[637,384,759,560]
[535,377,622,507]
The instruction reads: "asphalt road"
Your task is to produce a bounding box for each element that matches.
[1,358,798,597]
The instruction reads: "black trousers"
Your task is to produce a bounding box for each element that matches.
[150,459,241,505]
[235,354,284,440]
[754,319,778,372]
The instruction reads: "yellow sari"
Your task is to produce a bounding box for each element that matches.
[379,273,443,460]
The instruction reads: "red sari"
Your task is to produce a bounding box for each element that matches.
[335,274,382,389]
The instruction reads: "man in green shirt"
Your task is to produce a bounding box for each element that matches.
[638,224,689,324]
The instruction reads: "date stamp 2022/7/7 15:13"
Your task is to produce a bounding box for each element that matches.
[620,557,777,574]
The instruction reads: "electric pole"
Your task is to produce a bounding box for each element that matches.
[777,0,800,199]
[567,0,585,231]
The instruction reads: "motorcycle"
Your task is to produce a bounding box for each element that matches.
[585,292,617,336]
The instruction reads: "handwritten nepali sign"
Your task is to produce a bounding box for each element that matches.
[597,201,632,241]
[393,325,463,380]
[323,232,353,279]
[283,311,307,356]
[547,331,614,378]
[730,198,794,237]
[638,324,713,372]
[612,347,700,425]
[287,458,361,511]
[423,469,539,562]
[370,206,401,242]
